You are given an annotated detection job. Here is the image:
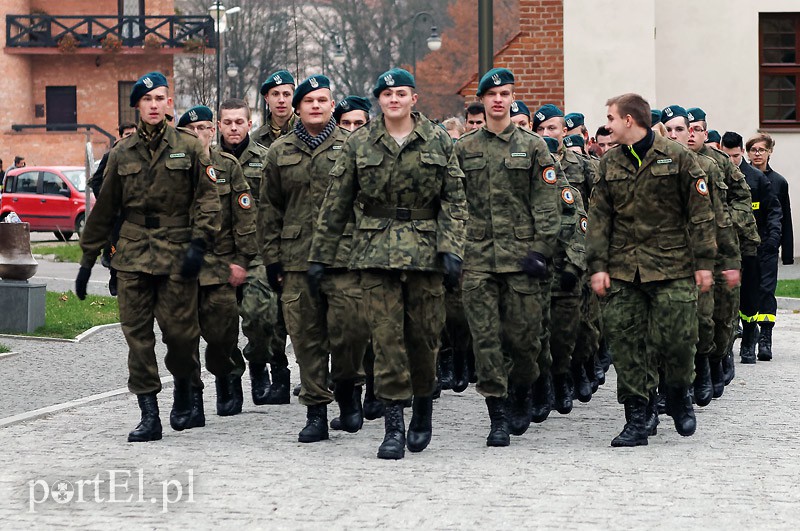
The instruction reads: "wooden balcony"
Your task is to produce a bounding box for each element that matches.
[5,14,217,55]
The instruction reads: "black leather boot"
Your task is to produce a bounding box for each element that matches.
[666,386,696,436]
[644,390,659,436]
[507,386,532,436]
[709,359,725,399]
[656,367,667,415]
[452,348,470,393]
[530,372,553,423]
[190,387,206,428]
[264,367,291,404]
[128,392,162,442]
[170,378,194,431]
[598,337,612,372]
[734,322,743,339]
[552,372,574,415]
[722,347,735,385]
[298,404,329,443]
[740,323,757,364]
[585,356,599,394]
[485,396,510,447]
[610,397,648,447]
[377,402,405,459]
[334,381,364,433]
[407,395,433,452]
[215,374,243,416]
[249,363,271,405]
[693,355,713,407]
[438,348,455,390]
[594,355,606,386]
[363,374,384,420]
[571,359,592,403]
[757,324,773,361]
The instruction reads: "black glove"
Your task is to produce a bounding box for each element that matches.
[108,268,118,297]
[307,262,326,298]
[75,266,92,300]
[440,252,462,293]
[741,254,759,273]
[559,270,579,292]
[266,262,284,292]
[521,251,548,278]
[180,238,207,279]
[236,284,244,304]
[759,240,779,256]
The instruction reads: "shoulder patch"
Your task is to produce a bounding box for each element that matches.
[238,192,252,209]
[206,166,217,183]
[561,187,575,205]
[542,167,558,184]
[695,178,709,196]
[579,217,588,233]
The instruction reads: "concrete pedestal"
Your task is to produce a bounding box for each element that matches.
[0,280,46,333]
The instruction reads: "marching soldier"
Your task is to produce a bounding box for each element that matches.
[76,72,221,442]
[253,70,297,146]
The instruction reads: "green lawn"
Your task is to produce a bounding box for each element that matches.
[31,243,82,263]
[775,279,800,298]
[23,291,120,339]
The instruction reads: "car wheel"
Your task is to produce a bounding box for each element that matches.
[75,213,86,237]
[54,231,73,241]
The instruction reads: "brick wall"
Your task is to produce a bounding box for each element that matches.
[29,0,175,16]
[459,0,565,111]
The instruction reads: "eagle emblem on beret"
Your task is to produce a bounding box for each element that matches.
[273,74,283,84]
[535,112,545,121]
[309,77,319,88]
[566,118,574,128]
[188,110,198,121]
[385,74,395,86]
[665,107,674,117]
[143,77,153,89]
[687,112,695,121]
[492,73,501,85]
[511,102,519,112]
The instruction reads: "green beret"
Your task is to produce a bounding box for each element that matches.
[260,70,295,96]
[565,113,584,130]
[563,134,585,148]
[660,105,688,124]
[177,105,213,128]
[706,130,721,144]
[532,104,563,130]
[334,96,372,122]
[651,109,662,127]
[130,71,168,107]
[476,67,514,96]
[292,74,331,109]
[543,136,559,154]
[510,100,530,118]
[687,107,706,123]
[373,68,415,98]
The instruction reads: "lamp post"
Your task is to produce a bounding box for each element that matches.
[407,11,442,78]
[208,3,240,120]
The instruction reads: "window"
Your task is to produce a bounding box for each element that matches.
[16,171,39,193]
[119,81,139,125]
[759,13,800,127]
[42,172,68,196]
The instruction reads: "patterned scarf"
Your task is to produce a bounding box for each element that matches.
[294,118,336,150]
[137,119,168,153]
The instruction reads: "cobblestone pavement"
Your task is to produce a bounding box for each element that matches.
[1,310,800,528]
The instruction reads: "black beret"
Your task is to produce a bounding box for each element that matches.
[260,70,295,96]
[532,104,564,130]
[543,136,559,154]
[687,107,706,123]
[130,71,168,107]
[476,67,514,97]
[177,105,213,128]
[563,134,585,148]
[510,100,530,118]
[292,74,331,109]
[373,68,415,98]
[565,113,584,130]
[660,105,688,124]
[334,95,372,122]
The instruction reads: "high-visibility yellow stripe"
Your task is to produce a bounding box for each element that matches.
[752,202,760,210]
[755,313,776,322]
[628,146,643,168]
[739,311,758,322]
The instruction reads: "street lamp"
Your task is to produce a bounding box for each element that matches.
[407,11,442,78]
[208,3,240,125]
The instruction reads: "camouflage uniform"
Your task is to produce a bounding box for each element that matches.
[192,149,258,387]
[586,134,717,403]
[454,124,561,397]
[260,124,368,406]
[252,112,297,147]
[79,123,221,395]
[229,136,286,375]
[309,112,467,401]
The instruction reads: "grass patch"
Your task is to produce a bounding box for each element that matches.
[0,344,9,354]
[23,291,119,339]
[31,243,82,263]
[775,279,800,298]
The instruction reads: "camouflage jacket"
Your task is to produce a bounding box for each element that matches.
[691,150,741,272]
[586,134,717,282]
[558,146,596,211]
[550,160,586,296]
[699,144,760,257]
[454,123,561,273]
[309,112,467,271]
[79,125,221,275]
[252,113,296,148]
[233,136,269,267]
[260,125,350,272]
[199,148,258,286]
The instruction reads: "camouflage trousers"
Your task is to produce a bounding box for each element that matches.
[360,270,445,401]
[281,271,368,406]
[462,271,545,398]
[233,263,286,375]
[574,284,601,365]
[536,276,553,376]
[602,277,698,403]
[116,271,200,395]
[191,283,238,388]
[549,295,582,376]
[443,287,473,367]
[712,281,739,364]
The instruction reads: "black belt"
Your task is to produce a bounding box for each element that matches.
[125,212,190,229]
[362,205,436,221]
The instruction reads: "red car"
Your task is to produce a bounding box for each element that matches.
[1,166,88,241]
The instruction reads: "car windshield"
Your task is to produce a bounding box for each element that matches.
[62,170,86,192]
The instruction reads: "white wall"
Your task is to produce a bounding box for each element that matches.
[565,0,800,257]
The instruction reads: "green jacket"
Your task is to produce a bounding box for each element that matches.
[309,112,467,271]
[199,148,258,286]
[558,147,595,211]
[260,125,350,272]
[699,144,759,257]
[551,160,586,296]
[252,113,296,148]
[80,125,221,275]
[233,136,269,267]
[586,134,717,282]
[454,123,560,273]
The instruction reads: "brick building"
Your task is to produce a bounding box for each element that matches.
[0,0,214,168]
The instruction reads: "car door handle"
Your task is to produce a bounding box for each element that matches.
[41,198,47,203]
[12,198,18,202]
